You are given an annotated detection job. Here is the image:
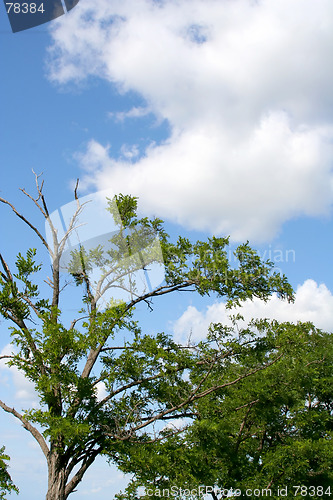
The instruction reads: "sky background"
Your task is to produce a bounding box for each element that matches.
[1,0,333,498]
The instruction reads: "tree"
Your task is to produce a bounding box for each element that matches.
[0,446,18,499]
[115,319,333,500]
[0,175,293,499]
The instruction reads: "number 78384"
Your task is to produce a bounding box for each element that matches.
[6,3,45,14]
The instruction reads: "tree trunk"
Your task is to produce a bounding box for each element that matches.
[46,452,67,500]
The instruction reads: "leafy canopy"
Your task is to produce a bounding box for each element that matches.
[0,180,294,499]
[115,319,333,500]
[0,446,18,499]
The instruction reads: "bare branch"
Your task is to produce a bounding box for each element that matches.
[69,315,89,330]
[64,447,102,497]
[20,186,47,219]
[65,437,102,478]
[45,182,89,309]
[0,354,37,368]
[235,399,260,411]
[74,178,79,201]
[0,355,16,361]
[31,169,50,218]
[305,357,325,367]
[0,196,52,254]
[57,202,90,257]
[0,253,13,282]
[20,294,44,318]
[235,401,258,453]
[0,399,49,458]
[57,222,87,250]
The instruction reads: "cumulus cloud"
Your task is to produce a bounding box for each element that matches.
[172,279,333,343]
[47,0,333,241]
[108,106,152,123]
[95,381,108,402]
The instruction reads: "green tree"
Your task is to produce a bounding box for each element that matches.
[0,446,18,499]
[0,176,293,499]
[115,319,333,500]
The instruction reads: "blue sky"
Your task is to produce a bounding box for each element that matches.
[1,0,333,498]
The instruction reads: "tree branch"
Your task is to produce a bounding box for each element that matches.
[0,399,49,458]
[80,280,199,381]
[64,447,102,497]
[0,196,52,254]
[235,402,257,453]
[0,354,36,368]
[113,353,284,438]
[97,372,168,409]
[0,253,13,282]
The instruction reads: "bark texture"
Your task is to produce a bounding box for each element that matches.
[46,453,67,500]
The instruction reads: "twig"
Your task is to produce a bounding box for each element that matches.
[0,398,49,458]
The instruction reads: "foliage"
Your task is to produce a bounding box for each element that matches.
[0,446,18,499]
[0,178,294,499]
[115,320,333,499]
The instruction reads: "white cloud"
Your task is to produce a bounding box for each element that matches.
[163,417,188,432]
[172,279,333,343]
[95,381,108,402]
[109,106,152,123]
[47,0,333,241]
[77,458,129,497]
[0,344,38,407]
[120,143,140,160]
